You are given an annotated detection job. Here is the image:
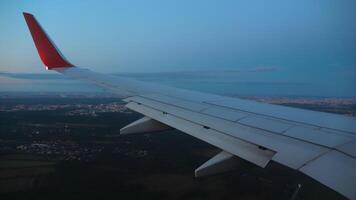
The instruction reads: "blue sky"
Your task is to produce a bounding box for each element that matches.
[0,0,355,96]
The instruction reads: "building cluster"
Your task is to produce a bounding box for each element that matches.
[65,103,131,116]
[10,140,150,162]
[112,146,149,158]
[0,103,132,116]
[16,141,103,162]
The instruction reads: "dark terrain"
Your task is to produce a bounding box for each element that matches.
[0,97,353,200]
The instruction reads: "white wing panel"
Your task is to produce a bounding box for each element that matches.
[202,106,248,121]
[238,116,293,134]
[207,98,356,134]
[125,102,275,167]
[337,141,356,158]
[142,94,209,112]
[284,126,355,148]
[125,96,329,169]
[321,128,356,139]
[300,150,356,200]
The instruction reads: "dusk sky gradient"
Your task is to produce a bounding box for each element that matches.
[0,0,355,96]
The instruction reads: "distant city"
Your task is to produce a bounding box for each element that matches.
[1,91,355,116]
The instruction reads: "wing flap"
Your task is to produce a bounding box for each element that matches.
[125,101,276,167]
[124,96,329,169]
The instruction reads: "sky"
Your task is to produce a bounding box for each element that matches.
[0,0,355,97]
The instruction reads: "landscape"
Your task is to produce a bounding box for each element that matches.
[1,93,354,200]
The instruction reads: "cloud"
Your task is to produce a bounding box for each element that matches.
[0,72,68,80]
[0,66,279,83]
[247,67,279,72]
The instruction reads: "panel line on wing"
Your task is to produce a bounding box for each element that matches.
[205,100,356,135]
[126,95,355,151]
[125,101,276,167]
[124,97,330,169]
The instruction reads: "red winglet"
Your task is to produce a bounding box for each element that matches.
[23,12,74,69]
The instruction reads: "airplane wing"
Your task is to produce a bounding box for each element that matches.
[23,12,356,199]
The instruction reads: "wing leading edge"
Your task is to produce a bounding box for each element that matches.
[23,12,356,199]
